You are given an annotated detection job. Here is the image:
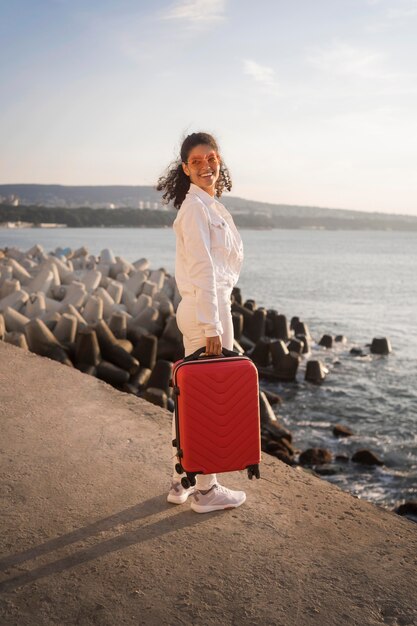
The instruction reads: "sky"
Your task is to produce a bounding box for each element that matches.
[1,0,416,215]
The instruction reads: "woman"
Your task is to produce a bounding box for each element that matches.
[157,132,245,513]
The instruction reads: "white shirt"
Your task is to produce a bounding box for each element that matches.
[173,183,244,337]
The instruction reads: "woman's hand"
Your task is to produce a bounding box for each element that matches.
[205,335,222,356]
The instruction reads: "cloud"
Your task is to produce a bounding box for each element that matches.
[308,42,385,79]
[161,0,226,26]
[243,59,278,90]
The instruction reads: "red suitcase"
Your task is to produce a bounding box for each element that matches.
[172,347,261,488]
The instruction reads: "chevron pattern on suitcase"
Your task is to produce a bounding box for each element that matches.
[176,359,260,474]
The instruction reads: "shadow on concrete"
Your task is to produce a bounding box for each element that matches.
[0,494,211,593]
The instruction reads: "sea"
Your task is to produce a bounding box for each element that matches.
[2,226,416,509]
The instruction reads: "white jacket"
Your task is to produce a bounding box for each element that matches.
[173,183,244,337]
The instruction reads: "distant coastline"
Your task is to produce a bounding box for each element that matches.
[1,204,417,231]
[1,184,417,231]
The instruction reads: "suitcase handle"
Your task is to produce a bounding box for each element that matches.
[183,346,241,362]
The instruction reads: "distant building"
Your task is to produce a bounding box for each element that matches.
[0,194,19,206]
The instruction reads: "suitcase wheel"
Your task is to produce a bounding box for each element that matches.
[175,463,184,475]
[247,465,261,480]
[181,477,191,489]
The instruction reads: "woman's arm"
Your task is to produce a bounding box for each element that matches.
[179,201,223,354]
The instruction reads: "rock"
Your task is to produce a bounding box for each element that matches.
[259,391,292,442]
[394,501,417,521]
[335,454,350,463]
[351,449,384,466]
[333,424,354,438]
[335,335,347,343]
[350,347,364,356]
[259,387,282,405]
[314,464,344,476]
[299,448,333,466]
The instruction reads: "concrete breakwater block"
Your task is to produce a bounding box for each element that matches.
[83,295,103,324]
[271,312,290,341]
[7,258,32,284]
[293,320,311,340]
[24,319,73,366]
[4,330,29,350]
[295,334,310,354]
[319,334,333,348]
[75,327,101,366]
[232,312,243,340]
[370,337,392,355]
[25,292,46,318]
[94,320,139,373]
[270,340,299,381]
[131,334,158,370]
[0,278,21,299]
[53,313,77,344]
[142,387,168,409]
[144,359,173,397]
[0,266,13,286]
[109,311,127,339]
[305,360,328,384]
[3,306,30,333]
[0,313,5,340]
[96,360,130,386]
[287,338,304,354]
[0,289,29,313]
[250,338,272,367]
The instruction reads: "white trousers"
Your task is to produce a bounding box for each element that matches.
[172,289,234,490]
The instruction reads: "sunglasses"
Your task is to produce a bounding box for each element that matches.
[186,152,220,169]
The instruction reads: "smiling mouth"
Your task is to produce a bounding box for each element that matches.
[200,172,214,178]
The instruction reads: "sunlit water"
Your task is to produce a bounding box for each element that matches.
[2,227,416,508]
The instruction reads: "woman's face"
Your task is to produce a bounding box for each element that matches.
[182,143,220,196]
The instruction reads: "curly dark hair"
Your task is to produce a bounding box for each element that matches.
[156,132,232,210]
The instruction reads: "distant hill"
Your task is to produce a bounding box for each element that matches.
[1,184,417,230]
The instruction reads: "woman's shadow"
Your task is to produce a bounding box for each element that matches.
[0,494,212,593]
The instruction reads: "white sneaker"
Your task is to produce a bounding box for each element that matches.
[167,481,195,505]
[190,484,246,514]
